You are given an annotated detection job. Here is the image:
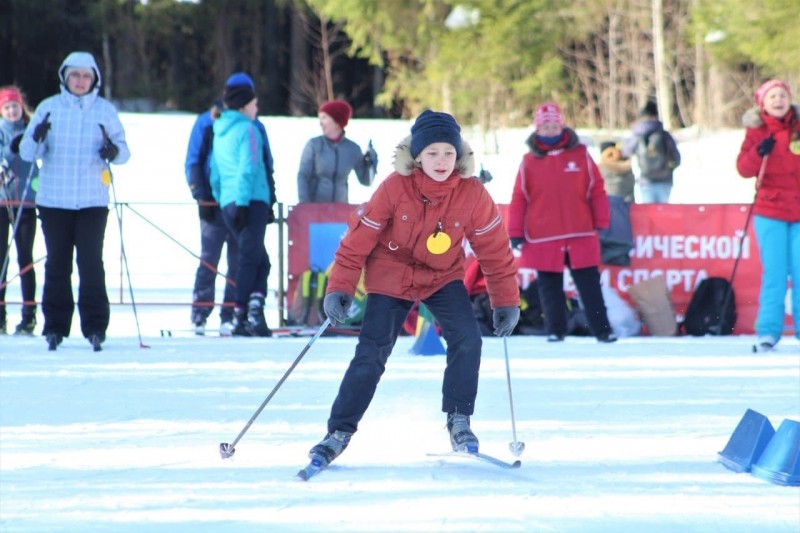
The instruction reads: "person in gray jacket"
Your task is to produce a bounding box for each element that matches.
[296,99,377,203]
[18,51,130,352]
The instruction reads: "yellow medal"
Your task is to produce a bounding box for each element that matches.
[101,169,111,186]
[426,220,451,254]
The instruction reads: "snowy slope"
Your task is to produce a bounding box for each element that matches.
[1,320,798,532]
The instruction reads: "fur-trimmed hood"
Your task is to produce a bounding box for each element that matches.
[742,104,800,128]
[392,135,475,177]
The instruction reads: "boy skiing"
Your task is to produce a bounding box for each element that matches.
[306,110,520,472]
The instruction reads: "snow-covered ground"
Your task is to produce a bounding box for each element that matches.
[1,113,798,532]
[1,313,798,532]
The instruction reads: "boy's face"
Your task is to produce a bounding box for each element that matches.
[416,142,457,182]
[762,87,791,119]
[66,68,95,96]
[1,101,22,122]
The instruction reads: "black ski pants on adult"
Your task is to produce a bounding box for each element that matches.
[221,201,270,307]
[0,207,37,324]
[38,206,109,339]
[327,280,483,435]
[191,205,237,323]
[536,258,612,339]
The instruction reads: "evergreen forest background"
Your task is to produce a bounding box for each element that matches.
[1,0,798,132]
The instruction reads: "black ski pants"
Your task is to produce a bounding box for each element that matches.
[221,201,270,307]
[327,280,483,435]
[536,259,612,339]
[191,205,237,323]
[38,206,109,339]
[0,207,37,323]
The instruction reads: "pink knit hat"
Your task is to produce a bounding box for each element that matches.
[755,80,791,109]
[0,88,23,109]
[534,102,564,128]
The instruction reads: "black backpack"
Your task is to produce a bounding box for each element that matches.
[637,130,671,182]
[683,277,736,336]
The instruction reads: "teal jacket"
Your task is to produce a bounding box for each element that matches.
[210,110,271,208]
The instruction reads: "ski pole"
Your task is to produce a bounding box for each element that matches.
[220,318,331,459]
[503,337,525,457]
[0,148,39,287]
[124,203,235,287]
[0,256,45,292]
[101,124,150,349]
[715,154,769,335]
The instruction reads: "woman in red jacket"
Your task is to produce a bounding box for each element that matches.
[306,111,520,469]
[508,102,616,343]
[736,80,800,351]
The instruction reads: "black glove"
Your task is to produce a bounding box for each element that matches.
[233,205,249,231]
[9,134,22,154]
[493,306,520,337]
[99,141,119,161]
[32,114,51,143]
[323,291,353,325]
[757,136,775,157]
[198,203,216,222]
[510,237,525,250]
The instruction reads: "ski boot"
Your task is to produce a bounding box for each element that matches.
[88,333,104,352]
[246,293,272,337]
[309,430,352,467]
[231,307,251,337]
[447,412,479,453]
[46,333,63,351]
[14,314,37,336]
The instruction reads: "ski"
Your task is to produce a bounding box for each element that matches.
[427,451,522,469]
[296,456,327,481]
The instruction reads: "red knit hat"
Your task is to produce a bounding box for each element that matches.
[0,88,23,109]
[319,100,352,128]
[755,80,791,109]
[534,102,564,128]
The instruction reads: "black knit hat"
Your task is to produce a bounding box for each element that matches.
[410,110,462,159]
[223,85,256,110]
[640,100,658,118]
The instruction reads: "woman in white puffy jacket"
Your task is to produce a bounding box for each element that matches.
[18,51,130,352]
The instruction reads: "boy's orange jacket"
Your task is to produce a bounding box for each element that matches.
[326,138,519,309]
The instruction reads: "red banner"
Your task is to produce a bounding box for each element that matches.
[287,202,794,336]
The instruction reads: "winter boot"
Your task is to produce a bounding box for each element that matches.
[46,333,63,351]
[231,307,251,337]
[309,430,352,467]
[247,293,272,337]
[14,313,37,336]
[88,333,105,352]
[0,319,6,336]
[447,412,479,453]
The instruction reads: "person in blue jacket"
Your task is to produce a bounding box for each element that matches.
[0,86,38,335]
[209,81,273,336]
[18,51,130,352]
[184,72,276,336]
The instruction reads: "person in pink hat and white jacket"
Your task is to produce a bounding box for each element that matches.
[508,102,616,343]
[736,79,800,351]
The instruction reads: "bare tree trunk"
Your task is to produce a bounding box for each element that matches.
[651,0,671,129]
[102,31,113,100]
[319,15,333,100]
[289,6,310,115]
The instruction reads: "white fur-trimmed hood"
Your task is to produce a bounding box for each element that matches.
[392,135,475,177]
